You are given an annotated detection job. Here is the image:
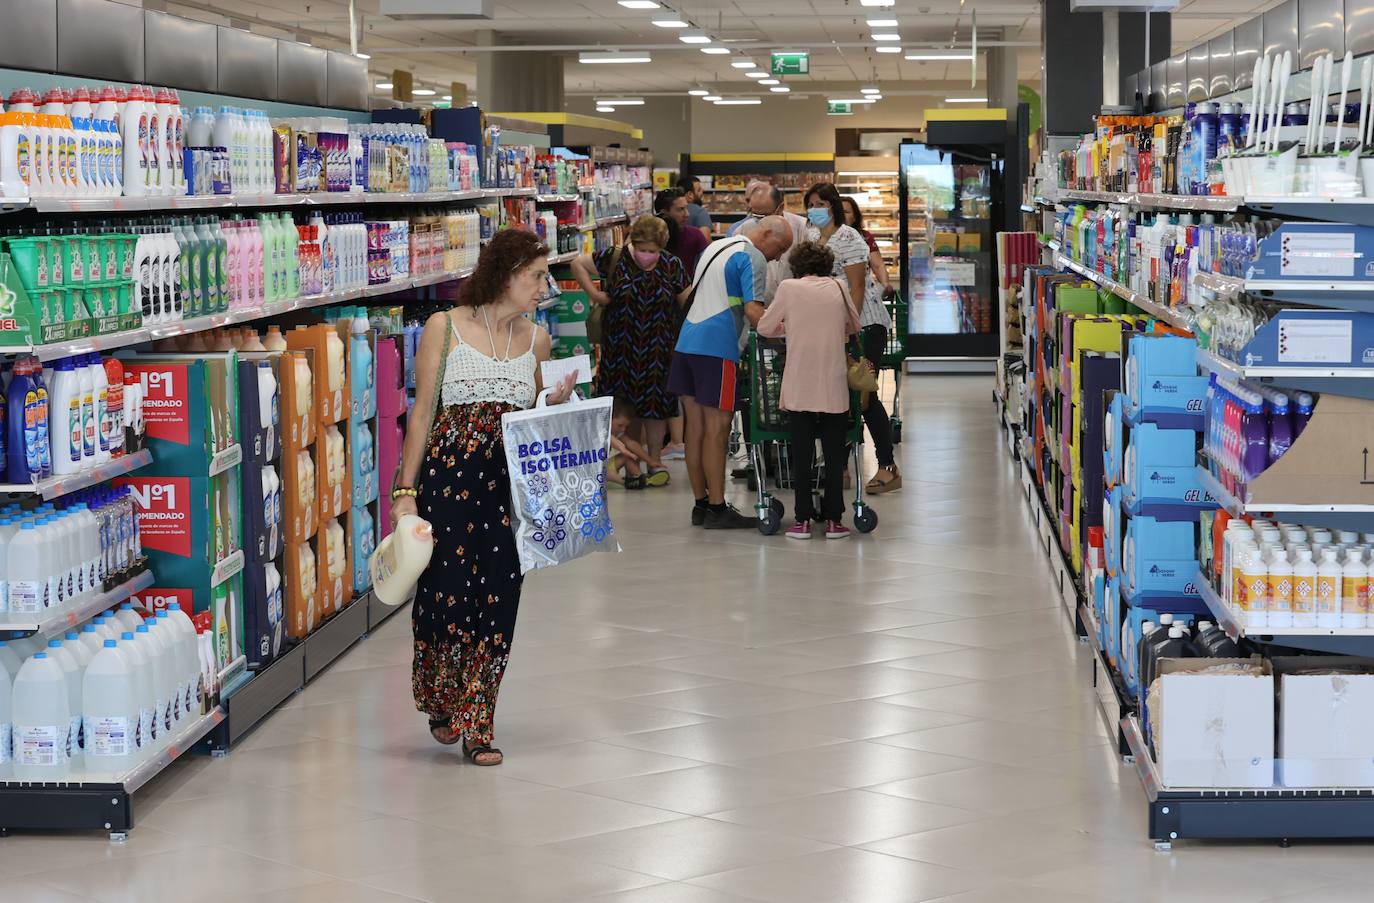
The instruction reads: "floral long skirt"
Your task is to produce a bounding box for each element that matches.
[412,401,523,745]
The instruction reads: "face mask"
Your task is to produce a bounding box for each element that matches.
[807,207,832,228]
[633,249,661,269]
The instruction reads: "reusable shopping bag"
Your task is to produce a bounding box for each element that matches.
[502,392,620,573]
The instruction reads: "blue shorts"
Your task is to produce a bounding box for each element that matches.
[669,352,737,412]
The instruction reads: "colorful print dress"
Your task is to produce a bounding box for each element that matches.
[593,247,691,420]
[412,315,536,745]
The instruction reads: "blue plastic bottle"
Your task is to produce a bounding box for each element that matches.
[1266,390,1294,467]
[6,358,41,483]
[1294,392,1315,439]
[1241,391,1269,482]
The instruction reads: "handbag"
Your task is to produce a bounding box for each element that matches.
[587,244,625,346]
[834,278,878,393]
[502,390,621,573]
[389,316,451,500]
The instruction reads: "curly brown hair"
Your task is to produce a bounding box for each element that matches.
[788,241,836,279]
[458,228,549,308]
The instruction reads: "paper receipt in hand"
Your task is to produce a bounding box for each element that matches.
[540,354,593,388]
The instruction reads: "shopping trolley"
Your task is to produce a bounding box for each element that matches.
[878,289,910,444]
[745,330,878,536]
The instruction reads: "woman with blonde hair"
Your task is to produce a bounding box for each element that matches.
[571,215,691,486]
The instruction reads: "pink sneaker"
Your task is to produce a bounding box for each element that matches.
[785,520,813,540]
[825,520,850,540]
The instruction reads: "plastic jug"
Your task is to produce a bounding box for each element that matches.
[350,316,373,417]
[0,639,21,681]
[142,618,175,736]
[126,625,160,748]
[7,522,45,612]
[0,650,10,778]
[324,328,345,393]
[158,603,196,714]
[45,638,83,763]
[371,514,434,606]
[11,652,70,780]
[114,600,143,634]
[257,360,278,431]
[263,325,288,351]
[82,639,137,774]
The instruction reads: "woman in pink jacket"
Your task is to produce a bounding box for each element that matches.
[757,241,861,540]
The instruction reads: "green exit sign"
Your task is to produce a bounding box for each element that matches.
[827,101,852,116]
[771,52,809,75]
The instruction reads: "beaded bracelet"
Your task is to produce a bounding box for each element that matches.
[391,487,419,500]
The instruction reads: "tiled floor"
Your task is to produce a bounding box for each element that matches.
[6,376,1371,902]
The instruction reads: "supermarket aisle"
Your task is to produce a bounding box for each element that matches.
[4,378,1371,903]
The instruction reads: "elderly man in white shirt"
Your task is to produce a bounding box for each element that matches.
[726,181,805,304]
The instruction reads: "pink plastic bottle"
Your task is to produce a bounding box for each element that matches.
[244,219,263,306]
[222,219,242,307]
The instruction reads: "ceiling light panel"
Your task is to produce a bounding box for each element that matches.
[580,51,653,63]
[652,15,689,26]
[874,46,902,53]
[865,17,898,26]
[759,78,779,85]
[871,32,901,41]
[701,46,730,54]
[731,59,757,69]
[617,0,660,7]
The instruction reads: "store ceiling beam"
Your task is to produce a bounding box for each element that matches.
[362,40,1040,52]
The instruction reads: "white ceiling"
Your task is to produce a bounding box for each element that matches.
[153,0,1285,99]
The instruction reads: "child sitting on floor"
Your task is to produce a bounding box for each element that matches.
[608,397,669,489]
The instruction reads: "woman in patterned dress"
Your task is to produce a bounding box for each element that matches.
[571,216,691,484]
[390,229,575,766]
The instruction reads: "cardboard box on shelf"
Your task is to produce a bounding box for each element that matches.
[1274,656,1374,788]
[286,324,347,425]
[285,538,320,642]
[282,445,319,545]
[1151,656,1274,789]
[122,355,240,476]
[1245,394,1374,507]
[279,350,317,454]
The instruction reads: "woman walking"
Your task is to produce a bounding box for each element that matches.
[805,182,901,494]
[391,228,574,766]
[571,215,691,481]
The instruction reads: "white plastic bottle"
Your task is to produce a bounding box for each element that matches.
[48,357,82,476]
[115,630,151,758]
[264,463,281,531]
[7,522,45,612]
[77,354,95,463]
[162,602,199,715]
[1239,545,1268,631]
[1317,547,1344,630]
[371,514,435,606]
[153,610,187,724]
[142,617,175,737]
[0,649,10,778]
[83,638,137,776]
[128,625,161,749]
[77,622,105,660]
[89,354,110,464]
[1267,548,1294,629]
[120,86,147,196]
[1342,549,1368,629]
[0,639,21,681]
[11,651,70,780]
[114,600,143,634]
[43,639,83,767]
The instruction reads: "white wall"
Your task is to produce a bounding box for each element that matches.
[563,96,692,167]
[687,95,931,154]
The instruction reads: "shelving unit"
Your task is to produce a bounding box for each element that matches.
[0,449,152,498]
[0,186,535,217]
[1052,253,1192,330]
[0,569,154,640]
[1018,172,1374,845]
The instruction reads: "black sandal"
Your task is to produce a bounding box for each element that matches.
[463,741,504,766]
[429,717,461,745]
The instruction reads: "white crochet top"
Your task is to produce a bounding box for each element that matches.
[440,314,537,409]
